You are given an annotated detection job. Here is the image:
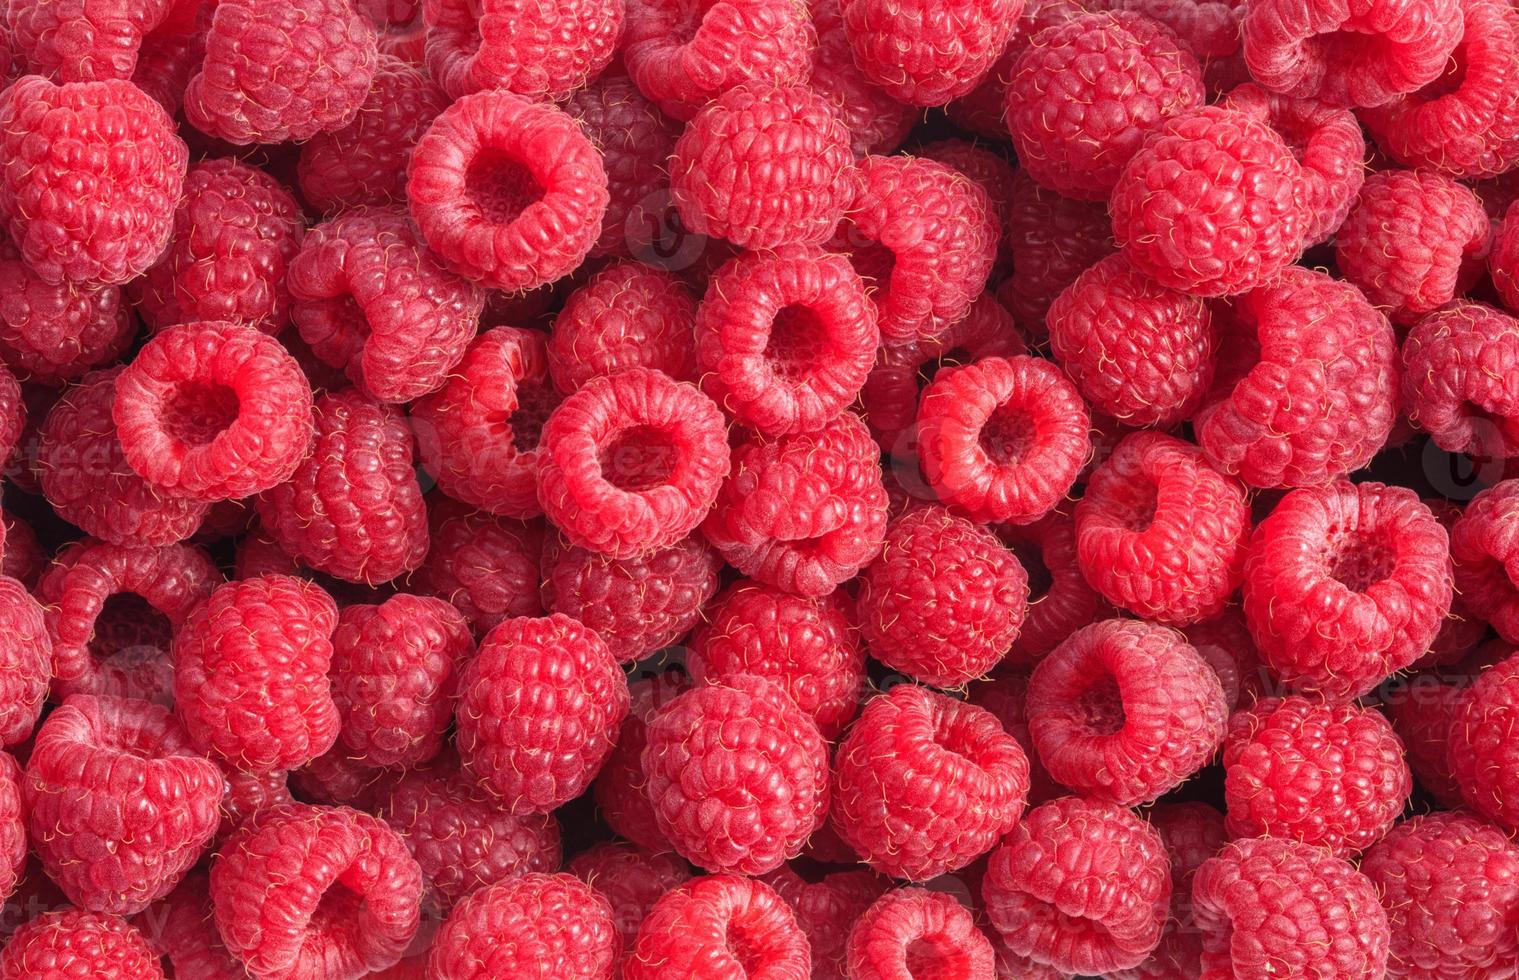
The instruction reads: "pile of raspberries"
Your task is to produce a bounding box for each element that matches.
[5,0,1519,976]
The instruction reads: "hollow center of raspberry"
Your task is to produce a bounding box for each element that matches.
[724,922,764,974]
[980,406,1035,465]
[904,938,945,974]
[600,424,677,492]
[766,305,827,381]
[508,381,559,452]
[161,381,239,447]
[1076,677,1127,736]
[465,149,543,225]
[1328,534,1395,592]
[1122,481,1160,533]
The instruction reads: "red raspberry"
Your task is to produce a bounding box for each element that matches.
[1181,609,1267,711]
[695,246,878,437]
[830,155,999,342]
[113,320,314,503]
[456,613,628,814]
[172,575,340,773]
[142,872,247,979]
[1449,650,1519,830]
[408,90,609,291]
[1092,0,1248,91]
[216,768,293,846]
[916,355,1091,526]
[211,803,422,979]
[256,389,428,585]
[592,670,690,853]
[1335,169,1490,325]
[839,0,1022,105]
[626,874,810,980]
[1402,301,1519,458]
[538,367,730,558]
[845,888,993,980]
[0,909,163,980]
[6,0,182,82]
[415,499,544,633]
[1110,105,1307,297]
[289,210,484,404]
[999,180,1114,338]
[703,411,887,597]
[1492,199,1519,312]
[1191,836,1390,978]
[1223,695,1411,855]
[422,0,620,100]
[289,748,391,809]
[129,158,304,337]
[832,684,1029,880]
[0,514,42,590]
[1007,12,1204,201]
[994,516,1101,673]
[427,872,617,980]
[24,695,220,916]
[0,76,185,287]
[968,671,1065,803]
[0,579,46,748]
[549,262,698,394]
[1195,266,1398,488]
[0,241,133,384]
[1453,480,1519,643]
[542,533,721,664]
[915,139,1017,276]
[185,0,378,145]
[1047,254,1217,428]
[1243,481,1452,699]
[127,2,210,116]
[569,844,692,963]
[983,796,1170,975]
[807,0,915,157]
[763,866,886,980]
[1382,672,1467,807]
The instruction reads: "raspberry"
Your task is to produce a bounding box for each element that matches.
[1402,301,1519,458]
[24,695,220,916]
[0,513,42,590]
[456,613,628,814]
[6,0,182,82]
[625,874,810,980]
[0,240,133,383]
[112,320,315,503]
[415,499,545,633]
[763,866,885,980]
[216,768,293,846]
[916,355,1091,526]
[297,55,449,215]
[143,872,247,979]
[829,155,999,342]
[0,910,164,980]
[1091,0,1248,91]
[172,575,340,774]
[0,76,185,287]
[695,246,878,436]
[1335,169,1490,325]
[1110,105,1307,297]
[0,579,45,748]
[1048,254,1217,428]
[127,3,210,116]
[427,874,617,979]
[839,0,1021,105]
[1492,199,1519,312]
[542,533,721,664]
[1382,672,1466,807]
[1223,695,1411,855]
[568,844,692,962]
[1449,650,1519,830]
[916,140,1017,276]
[380,761,561,914]
[129,158,305,337]
[1453,480,1519,644]
[407,90,609,291]
[1243,481,1452,699]
[549,262,698,394]
[289,209,484,404]
[422,0,620,100]
[290,748,392,810]
[832,684,1029,880]
[1181,609,1266,711]
[982,796,1170,975]
[1195,266,1398,488]
[592,670,690,853]
[211,803,422,979]
[845,888,993,980]
[702,411,887,597]
[807,0,915,157]
[968,671,1065,804]
[185,0,378,144]
[1191,836,1391,978]
[256,389,428,585]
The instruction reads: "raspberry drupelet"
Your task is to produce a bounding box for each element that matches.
[845,888,995,980]
[839,0,1023,106]
[625,875,811,980]
[549,261,698,394]
[1452,479,1519,643]
[422,0,622,101]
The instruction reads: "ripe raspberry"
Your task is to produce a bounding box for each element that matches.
[1382,672,1467,807]
[1092,0,1249,91]
[1449,650,1519,830]
[592,670,690,853]
[0,579,45,748]
[833,684,1029,880]
[142,872,248,979]
[839,0,1021,105]
[0,241,133,383]
[185,0,378,144]
[998,172,1115,336]
[983,796,1170,975]
[968,671,1065,804]
[703,411,887,597]
[289,210,483,404]
[1453,480,1519,644]
[1243,481,1452,699]
[807,0,915,157]
[172,575,340,773]
[549,262,698,394]
[1110,105,1307,297]
[408,90,609,292]
[1335,169,1490,325]
[0,75,185,287]
[569,844,692,962]
[695,246,878,436]
[211,803,422,979]
[216,768,293,846]
[129,158,304,336]
[830,155,999,342]
[0,909,163,980]
[915,140,1017,276]
[289,748,391,810]
[127,3,210,116]
[1191,836,1391,978]
[415,499,544,633]
[427,872,616,980]
[542,533,720,664]
[763,865,885,980]
[845,888,993,980]
[1402,301,1519,458]
[113,320,314,503]
[626,874,810,980]
[916,355,1091,526]
[6,0,183,82]
[25,695,220,916]
[1195,266,1398,488]
[423,0,620,100]
[1181,608,1268,711]
[456,613,628,814]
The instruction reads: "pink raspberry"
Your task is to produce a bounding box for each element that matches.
[1450,650,1519,830]
[0,578,46,748]
[916,355,1091,526]
[185,0,378,144]
[832,684,1029,881]
[456,613,628,814]
[0,909,164,980]
[1402,301,1519,458]
[549,262,698,394]
[568,844,692,963]
[695,246,879,437]
[592,670,690,853]
[288,209,484,404]
[538,367,730,558]
[1335,169,1490,325]
[211,803,422,979]
[1195,266,1398,488]
[1191,836,1390,978]
[1110,105,1307,297]
[969,671,1065,804]
[983,796,1170,975]
[1453,481,1519,643]
[807,0,915,157]
[0,76,185,286]
[428,873,616,980]
[422,0,620,100]
[6,0,186,82]
[763,865,886,980]
[995,510,1104,670]
[0,240,133,384]
[839,0,1022,105]
[141,872,247,979]
[702,411,888,597]
[845,888,993,980]
[998,171,1115,336]
[1243,481,1452,699]
[215,768,293,847]
[24,695,220,916]
[172,575,340,773]
[415,499,545,633]
[1181,609,1267,711]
